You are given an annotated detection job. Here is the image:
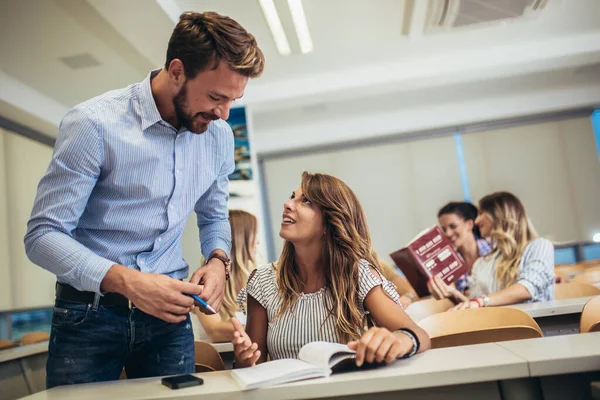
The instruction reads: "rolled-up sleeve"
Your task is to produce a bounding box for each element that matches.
[516,238,555,301]
[195,125,235,258]
[24,105,115,293]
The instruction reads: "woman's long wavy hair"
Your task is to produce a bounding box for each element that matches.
[276,172,381,343]
[221,209,258,319]
[479,192,538,286]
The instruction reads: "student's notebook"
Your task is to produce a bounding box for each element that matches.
[231,341,369,390]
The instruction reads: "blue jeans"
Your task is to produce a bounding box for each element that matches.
[46,299,194,389]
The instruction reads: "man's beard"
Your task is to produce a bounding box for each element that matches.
[173,84,217,134]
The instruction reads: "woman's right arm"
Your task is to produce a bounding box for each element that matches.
[232,295,268,367]
[194,310,235,343]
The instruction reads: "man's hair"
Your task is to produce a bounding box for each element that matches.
[165,11,264,78]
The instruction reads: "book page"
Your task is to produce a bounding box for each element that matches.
[231,359,327,390]
[298,341,356,370]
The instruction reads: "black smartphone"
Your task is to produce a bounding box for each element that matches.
[161,374,204,389]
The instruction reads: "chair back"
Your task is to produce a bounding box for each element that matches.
[554,264,585,280]
[418,307,543,349]
[405,298,454,322]
[572,270,600,285]
[194,341,225,372]
[580,296,600,333]
[0,339,19,350]
[578,260,600,269]
[20,331,50,346]
[554,282,600,300]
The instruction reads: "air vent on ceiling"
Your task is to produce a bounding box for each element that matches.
[426,0,549,31]
[59,53,102,70]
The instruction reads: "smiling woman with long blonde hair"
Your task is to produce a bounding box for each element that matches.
[193,209,258,342]
[451,191,554,310]
[231,172,430,368]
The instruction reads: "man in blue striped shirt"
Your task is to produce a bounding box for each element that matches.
[24,11,264,387]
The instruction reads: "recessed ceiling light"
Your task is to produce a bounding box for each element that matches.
[287,0,313,54]
[258,0,291,56]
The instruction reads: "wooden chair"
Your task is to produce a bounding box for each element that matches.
[555,264,585,281]
[578,260,600,269]
[583,266,600,274]
[555,282,600,300]
[0,339,19,350]
[573,270,600,285]
[418,307,543,349]
[405,298,454,322]
[20,331,50,346]
[580,296,600,333]
[194,341,225,372]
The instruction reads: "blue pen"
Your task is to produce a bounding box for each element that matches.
[187,294,217,314]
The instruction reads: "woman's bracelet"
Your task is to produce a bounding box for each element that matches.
[395,328,419,358]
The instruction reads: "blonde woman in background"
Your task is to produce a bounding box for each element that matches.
[192,209,258,342]
[451,192,554,310]
[231,172,429,368]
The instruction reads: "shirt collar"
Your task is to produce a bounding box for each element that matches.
[138,68,164,131]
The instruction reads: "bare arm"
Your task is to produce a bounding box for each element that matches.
[194,309,235,343]
[365,285,431,353]
[231,295,268,367]
[451,283,532,310]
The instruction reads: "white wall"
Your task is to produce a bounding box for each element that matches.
[261,116,600,265]
[251,81,600,155]
[0,130,13,308]
[463,117,600,243]
[0,130,55,310]
[262,134,466,265]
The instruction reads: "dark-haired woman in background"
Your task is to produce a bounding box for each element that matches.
[427,202,492,304]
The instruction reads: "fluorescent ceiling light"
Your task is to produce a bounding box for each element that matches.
[258,0,291,56]
[287,0,313,53]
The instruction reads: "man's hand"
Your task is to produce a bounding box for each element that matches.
[102,264,201,323]
[189,257,226,314]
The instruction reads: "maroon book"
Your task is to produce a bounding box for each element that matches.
[390,226,465,298]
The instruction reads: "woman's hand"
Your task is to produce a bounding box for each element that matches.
[347,327,414,367]
[231,317,261,368]
[449,299,481,311]
[427,276,468,303]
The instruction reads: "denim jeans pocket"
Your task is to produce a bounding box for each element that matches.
[52,299,92,327]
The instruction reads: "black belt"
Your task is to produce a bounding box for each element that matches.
[55,282,130,308]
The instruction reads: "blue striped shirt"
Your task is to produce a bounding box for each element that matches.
[24,70,234,294]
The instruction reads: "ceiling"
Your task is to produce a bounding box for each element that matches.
[0,0,599,148]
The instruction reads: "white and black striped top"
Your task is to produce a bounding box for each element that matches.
[242,259,401,360]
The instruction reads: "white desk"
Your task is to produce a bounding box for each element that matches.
[507,296,594,319]
[22,342,529,400]
[498,333,600,400]
[507,296,595,336]
[208,342,233,353]
[0,341,48,364]
[0,341,48,400]
[497,332,600,376]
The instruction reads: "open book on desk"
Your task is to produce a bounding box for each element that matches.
[231,341,376,390]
